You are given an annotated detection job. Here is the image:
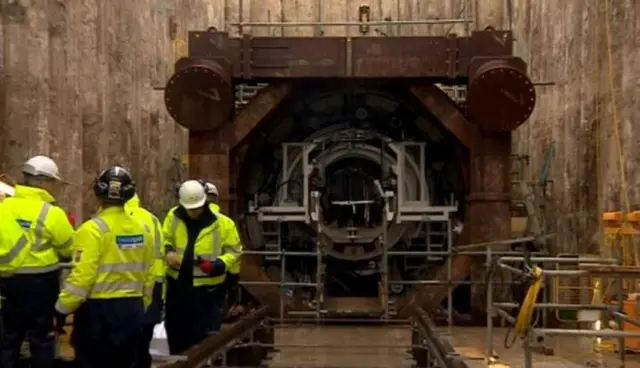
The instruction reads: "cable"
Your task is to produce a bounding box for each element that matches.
[504,265,544,349]
[604,0,634,267]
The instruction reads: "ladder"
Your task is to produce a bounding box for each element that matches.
[263,222,282,261]
[426,222,447,262]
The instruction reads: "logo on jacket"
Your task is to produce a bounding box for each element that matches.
[75,249,83,262]
[16,219,32,230]
[115,234,145,249]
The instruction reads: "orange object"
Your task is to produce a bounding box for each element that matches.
[619,298,640,350]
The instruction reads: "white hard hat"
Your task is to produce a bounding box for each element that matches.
[203,181,218,196]
[22,155,62,181]
[178,180,207,209]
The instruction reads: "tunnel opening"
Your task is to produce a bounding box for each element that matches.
[236,81,469,315]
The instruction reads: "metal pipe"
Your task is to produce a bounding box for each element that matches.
[243,250,318,256]
[612,311,640,328]
[615,243,625,363]
[446,217,453,335]
[493,306,516,325]
[271,317,411,324]
[453,234,555,251]
[388,280,522,285]
[486,246,494,358]
[537,328,640,338]
[237,343,414,348]
[386,250,540,256]
[280,250,286,321]
[496,262,527,275]
[494,302,615,310]
[240,281,318,287]
[498,256,617,263]
[231,18,470,28]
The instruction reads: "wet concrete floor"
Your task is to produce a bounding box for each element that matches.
[266,325,415,367]
[446,327,640,368]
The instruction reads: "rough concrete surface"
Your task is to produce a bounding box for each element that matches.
[267,326,414,367]
[0,0,221,219]
[508,0,639,254]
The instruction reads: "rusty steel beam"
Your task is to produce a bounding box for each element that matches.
[184,30,515,79]
[410,305,469,368]
[158,306,271,368]
[185,84,292,310]
[398,91,512,318]
[408,84,473,149]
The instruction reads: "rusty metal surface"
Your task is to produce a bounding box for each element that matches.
[158,306,271,368]
[398,101,512,318]
[467,57,536,132]
[171,28,529,318]
[351,37,453,77]
[164,58,234,131]
[182,29,519,80]
[408,84,474,149]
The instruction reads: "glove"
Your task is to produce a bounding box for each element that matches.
[196,257,226,276]
[53,310,68,335]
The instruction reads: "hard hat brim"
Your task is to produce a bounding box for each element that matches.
[180,197,207,210]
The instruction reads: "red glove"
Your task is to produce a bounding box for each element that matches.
[198,258,214,274]
[67,213,76,227]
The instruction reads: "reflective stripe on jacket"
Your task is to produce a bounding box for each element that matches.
[163,206,242,287]
[208,204,241,276]
[55,206,155,315]
[0,204,30,275]
[126,195,165,282]
[1,185,74,274]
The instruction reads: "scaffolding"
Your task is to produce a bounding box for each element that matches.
[487,253,640,368]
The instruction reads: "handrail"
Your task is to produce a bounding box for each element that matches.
[409,305,467,368]
[158,306,271,368]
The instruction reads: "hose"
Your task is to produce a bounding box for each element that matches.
[504,265,544,348]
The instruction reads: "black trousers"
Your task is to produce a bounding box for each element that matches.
[72,297,144,368]
[0,270,60,368]
[164,278,225,355]
[133,323,155,368]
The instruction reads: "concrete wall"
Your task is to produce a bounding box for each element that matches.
[509,0,638,254]
[217,0,475,37]
[0,0,227,218]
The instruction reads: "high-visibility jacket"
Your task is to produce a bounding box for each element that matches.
[126,195,165,283]
[207,204,241,277]
[55,206,155,315]
[163,206,242,287]
[0,204,30,275]
[0,185,74,274]
[210,203,221,213]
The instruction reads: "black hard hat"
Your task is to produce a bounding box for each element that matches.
[93,166,136,203]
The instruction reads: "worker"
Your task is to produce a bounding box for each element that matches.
[199,179,220,212]
[0,205,30,275]
[0,155,74,368]
[53,166,155,368]
[126,193,165,368]
[163,180,243,354]
[199,179,243,319]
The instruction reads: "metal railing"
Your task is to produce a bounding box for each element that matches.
[486,252,640,368]
[238,233,554,329]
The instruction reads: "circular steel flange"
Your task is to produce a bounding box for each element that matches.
[467,59,536,132]
[164,59,234,131]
